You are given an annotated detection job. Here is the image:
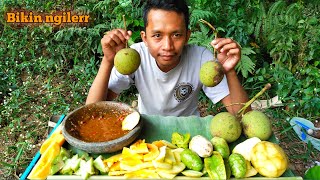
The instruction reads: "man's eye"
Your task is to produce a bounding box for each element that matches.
[152,34,161,38]
[173,33,182,37]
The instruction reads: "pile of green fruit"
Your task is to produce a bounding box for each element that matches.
[171,131,288,179]
[170,84,289,179]
[205,83,289,178]
[49,145,109,180]
[210,83,273,142]
[172,132,249,179]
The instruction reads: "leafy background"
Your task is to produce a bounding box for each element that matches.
[0,0,319,179]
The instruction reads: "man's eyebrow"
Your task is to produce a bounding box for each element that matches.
[150,30,183,34]
[150,30,161,33]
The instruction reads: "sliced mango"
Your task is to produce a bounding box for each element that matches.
[130,139,149,154]
[28,142,60,179]
[40,132,65,154]
[108,170,131,176]
[120,156,143,171]
[125,169,160,179]
[143,143,160,162]
[109,161,121,172]
[104,154,122,167]
[122,147,143,160]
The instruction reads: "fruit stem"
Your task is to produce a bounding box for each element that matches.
[123,15,128,49]
[217,102,246,112]
[199,19,218,60]
[237,83,272,118]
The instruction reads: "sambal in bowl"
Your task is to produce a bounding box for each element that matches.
[62,101,142,153]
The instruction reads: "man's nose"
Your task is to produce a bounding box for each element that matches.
[162,37,174,50]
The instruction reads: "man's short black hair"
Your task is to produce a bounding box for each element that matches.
[143,0,190,30]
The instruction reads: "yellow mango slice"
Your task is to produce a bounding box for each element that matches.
[152,140,165,148]
[130,139,149,154]
[125,169,160,179]
[122,147,143,160]
[40,133,65,154]
[104,154,122,167]
[144,144,160,162]
[109,161,121,172]
[28,142,60,179]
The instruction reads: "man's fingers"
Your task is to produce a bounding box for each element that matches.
[212,38,233,49]
[109,33,125,46]
[220,43,238,53]
[102,29,132,47]
[226,48,240,56]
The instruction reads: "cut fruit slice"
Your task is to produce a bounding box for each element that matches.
[152,160,172,169]
[144,143,160,162]
[122,112,140,130]
[104,154,122,167]
[108,170,130,176]
[161,140,178,149]
[155,146,167,162]
[156,170,177,179]
[125,169,160,179]
[130,139,149,154]
[181,170,204,177]
[28,142,61,179]
[160,162,185,174]
[164,148,176,165]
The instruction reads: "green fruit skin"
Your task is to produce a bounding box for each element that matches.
[224,158,231,179]
[242,110,272,140]
[228,153,247,178]
[204,151,226,179]
[211,137,230,159]
[199,61,224,87]
[210,112,242,143]
[114,48,141,75]
[171,132,190,149]
[180,149,203,171]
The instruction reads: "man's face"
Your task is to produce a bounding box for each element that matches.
[141,9,191,72]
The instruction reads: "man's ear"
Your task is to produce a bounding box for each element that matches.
[140,31,148,47]
[185,30,191,45]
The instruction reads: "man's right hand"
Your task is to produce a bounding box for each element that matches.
[101,29,132,64]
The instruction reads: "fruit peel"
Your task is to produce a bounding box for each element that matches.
[114,48,141,75]
[199,61,224,87]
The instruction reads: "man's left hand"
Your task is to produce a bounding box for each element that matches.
[211,38,241,73]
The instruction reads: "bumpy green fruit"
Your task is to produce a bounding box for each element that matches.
[180,149,203,171]
[199,61,224,87]
[114,48,141,75]
[228,153,247,178]
[210,112,242,143]
[241,110,272,140]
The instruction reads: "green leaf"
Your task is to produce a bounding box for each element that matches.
[236,51,255,78]
[304,166,320,180]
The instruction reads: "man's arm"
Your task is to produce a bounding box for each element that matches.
[211,38,250,115]
[86,57,117,104]
[221,70,249,115]
[86,29,131,104]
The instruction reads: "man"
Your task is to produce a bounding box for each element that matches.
[86,0,249,116]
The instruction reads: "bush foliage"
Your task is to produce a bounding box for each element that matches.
[0,0,319,178]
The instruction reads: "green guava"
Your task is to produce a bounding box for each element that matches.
[199,61,224,87]
[114,48,141,75]
[210,112,242,143]
[241,110,272,140]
